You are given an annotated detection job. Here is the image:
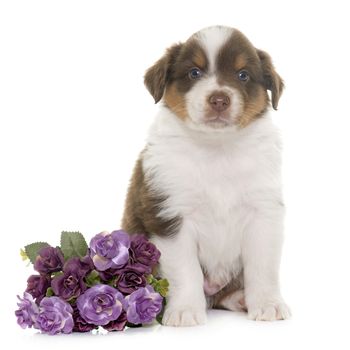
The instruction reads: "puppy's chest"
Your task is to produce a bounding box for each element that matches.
[150,142,260,216]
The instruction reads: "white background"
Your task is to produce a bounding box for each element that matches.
[1,0,349,349]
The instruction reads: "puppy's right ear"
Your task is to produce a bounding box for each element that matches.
[144,43,183,103]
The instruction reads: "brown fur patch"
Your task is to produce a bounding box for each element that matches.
[192,49,207,70]
[144,39,208,122]
[121,150,182,237]
[162,39,208,121]
[236,86,268,128]
[163,83,188,121]
[217,30,263,86]
[215,30,283,127]
[234,53,247,71]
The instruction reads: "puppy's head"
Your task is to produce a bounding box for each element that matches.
[144,26,283,131]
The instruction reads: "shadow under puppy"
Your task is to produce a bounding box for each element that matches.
[122,25,290,326]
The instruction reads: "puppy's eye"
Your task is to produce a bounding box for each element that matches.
[189,67,202,80]
[238,70,249,82]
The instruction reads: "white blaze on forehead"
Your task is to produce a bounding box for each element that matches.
[193,26,234,73]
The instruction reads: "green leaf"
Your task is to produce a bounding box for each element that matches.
[52,271,64,278]
[145,274,169,297]
[24,242,50,264]
[158,279,169,288]
[153,278,169,297]
[20,248,29,261]
[107,277,117,287]
[46,287,54,297]
[60,231,88,260]
[85,270,101,287]
[156,298,167,324]
[68,298,77,305]
[89,270,100,279]
[146,274,155,285]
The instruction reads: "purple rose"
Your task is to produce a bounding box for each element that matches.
[15,292,39,329]
[25,275,50,304]
[51,256,92,301]
[115,265,147,295]
[51,272,87,301]
[98,268,120,282]
[123,285,163,324]
[35,297,73,335]
[90,230,130,271]
[64,255,94,276]
[34,247,64,274]
[72,304,98,333]
[129,234,161,274]
[77,284,124,326]
[102,311,127,331]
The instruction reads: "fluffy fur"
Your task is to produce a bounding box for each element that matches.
[122,26,290,326]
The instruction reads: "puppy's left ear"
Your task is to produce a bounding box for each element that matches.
[256,49,284,110]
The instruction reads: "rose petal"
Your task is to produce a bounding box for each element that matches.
[111,245,129,268]
[111,230,130,249]
[92,255,111,271]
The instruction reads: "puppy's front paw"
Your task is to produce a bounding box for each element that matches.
[248,301,291,321]
[162,307,207,327]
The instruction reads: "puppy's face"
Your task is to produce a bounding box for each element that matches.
[145,26,283,131]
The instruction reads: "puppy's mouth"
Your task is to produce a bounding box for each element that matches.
[204,115,234,128]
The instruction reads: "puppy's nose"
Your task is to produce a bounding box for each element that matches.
[209,93,230,112]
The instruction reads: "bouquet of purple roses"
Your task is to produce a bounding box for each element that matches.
[15,230,168,334]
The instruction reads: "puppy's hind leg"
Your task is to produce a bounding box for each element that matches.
[214,289,247,312]
[210,275,247,312]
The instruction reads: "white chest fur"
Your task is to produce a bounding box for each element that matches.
[143,108,282,288]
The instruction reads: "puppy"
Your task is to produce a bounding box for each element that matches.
[122,25,291,326]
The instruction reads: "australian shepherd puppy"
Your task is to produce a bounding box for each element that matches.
[122,26,291,326]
